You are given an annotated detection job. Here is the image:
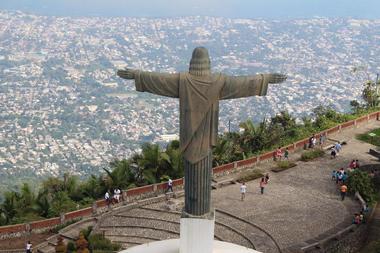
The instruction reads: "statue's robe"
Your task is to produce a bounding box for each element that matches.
[135,71,269,164]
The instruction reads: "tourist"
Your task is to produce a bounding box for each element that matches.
[349,160,356,169]
[340,184,348,201]
[275,147,282,161]
[312,135,317,148]
[105,190,111,207]
[265,173,270,184]
[355,159,360,169]
[308,135,315,148]
[26,241,32,253]
[260,177,266,194]
[319,133,326,147]
[342,172,348,184]
[284,147,289,160]
[166,178,173,193]
[330,147,337,159]
[359,211,365,224]
[335,142,342,154]
[335,170,340,184]
[352,213,360,224]
[113,188,121,203]
[337,168,345,185]
[331,170,337,181]
[240,182,247,201]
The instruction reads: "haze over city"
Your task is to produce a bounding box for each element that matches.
[1,0,380,19]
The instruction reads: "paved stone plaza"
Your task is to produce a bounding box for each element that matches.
[213,120,379,249]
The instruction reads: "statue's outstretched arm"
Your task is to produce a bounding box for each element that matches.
[117,68,137,79]
[220,73,287,100]
[266,73,287,84]
[117,68,180,98]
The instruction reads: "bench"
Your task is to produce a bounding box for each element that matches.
[369,149,380,161]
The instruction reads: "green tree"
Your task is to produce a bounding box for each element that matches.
[347,170,376,205]
[163,140,184,179]
[362,80,379,108]
[103,159,134,189]
[49,192,77,217]
[34,190,51,218]
[1,191,18,223]
[136,143,171,184]
[18,183,35,213]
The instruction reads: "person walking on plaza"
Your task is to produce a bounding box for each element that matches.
[113,188,121,203]
[105,190,111,208]
[166,178,173,193]
[26,241,32,253]
[265,173,270,184]
[319,133,326,147]
[240,182,247,201]
[275,147,282,161]
[335,142,342,155]
[260,177,266,194]
[340,184,348,201]
[284,147,289,160]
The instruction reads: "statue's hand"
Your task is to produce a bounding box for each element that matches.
[117,68,137,79]
[267,73,287,84]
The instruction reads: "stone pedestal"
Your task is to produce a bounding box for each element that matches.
[184,153,212,216]
[120,239,261,253]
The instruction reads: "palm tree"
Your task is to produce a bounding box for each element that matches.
[34,190,51,218]
[103,159,134,189]
[164,140,184,179]
[137,143,171,184]
[1,191,18,224]
[19,183,35,213]
[213,132,243,166]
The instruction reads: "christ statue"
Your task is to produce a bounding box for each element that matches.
[117,47,286,218]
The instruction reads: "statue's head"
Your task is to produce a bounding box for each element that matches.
[189,47,211,76]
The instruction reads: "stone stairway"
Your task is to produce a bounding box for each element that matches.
[95,202,281,253]
[36,218,97,253]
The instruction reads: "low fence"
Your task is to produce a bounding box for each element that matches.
[0,111,379,239]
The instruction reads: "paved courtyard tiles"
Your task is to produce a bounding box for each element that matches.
[212,121,379,248]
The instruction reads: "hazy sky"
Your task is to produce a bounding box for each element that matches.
[0,0,379,19]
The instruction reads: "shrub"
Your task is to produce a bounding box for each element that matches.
[272,161,297,172]
[357,128,380,147]
[300,149,325,161]
[236,169,264,183]
[67,241,76,253]
[347,169,376,205]
[88,234,121,251]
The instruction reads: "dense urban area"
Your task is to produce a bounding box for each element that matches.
[0,10,380,192]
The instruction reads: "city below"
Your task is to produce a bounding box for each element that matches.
[0,10,379,192]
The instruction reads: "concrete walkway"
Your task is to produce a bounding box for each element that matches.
[212,120,379,249]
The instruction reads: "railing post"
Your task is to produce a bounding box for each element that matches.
[92,201,97,215]
[60,213,65,224]
[153,184,158,196]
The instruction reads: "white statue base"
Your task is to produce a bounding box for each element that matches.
[119,239,261,253]
[119,215,261,253]
[180,216,215,253]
